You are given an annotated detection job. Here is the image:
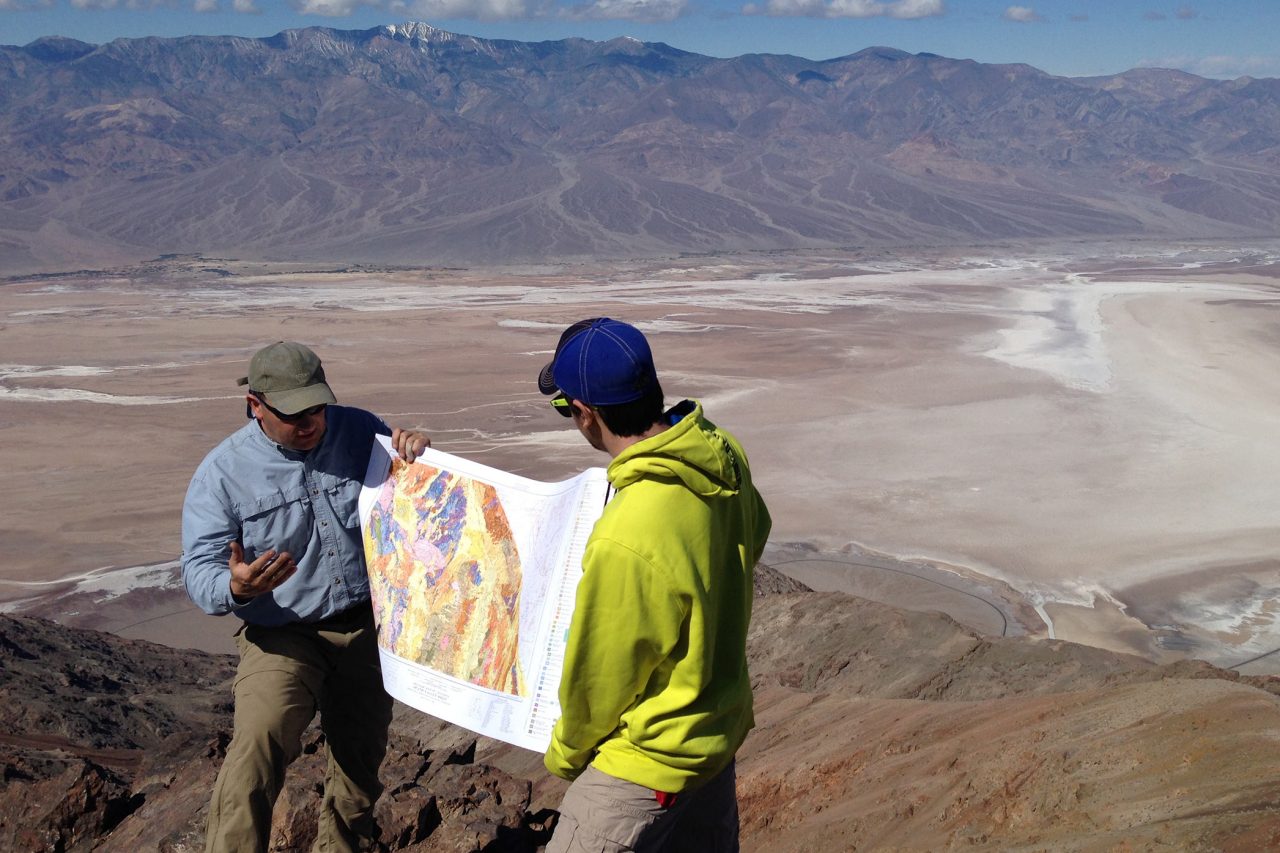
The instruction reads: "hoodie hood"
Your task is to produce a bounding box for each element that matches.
[607,401,743,498]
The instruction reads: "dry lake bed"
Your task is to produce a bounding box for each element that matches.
[2,242,1277,674]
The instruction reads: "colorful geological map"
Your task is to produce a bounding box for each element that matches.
[364,458,525,696]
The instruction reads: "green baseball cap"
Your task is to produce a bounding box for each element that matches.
[236,341,337,414]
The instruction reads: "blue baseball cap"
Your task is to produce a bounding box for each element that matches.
[537,318,658,406]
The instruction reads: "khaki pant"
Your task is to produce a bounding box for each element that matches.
[205,604,393,853]
[547,762,739,853]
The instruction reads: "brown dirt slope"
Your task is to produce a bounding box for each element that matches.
[2,568,1279,851]
[739,583,1280,851]
[739,680,1280,851]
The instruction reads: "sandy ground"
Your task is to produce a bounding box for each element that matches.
[1,243,1277,671]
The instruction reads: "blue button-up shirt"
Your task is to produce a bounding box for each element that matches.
[181,405,389,626]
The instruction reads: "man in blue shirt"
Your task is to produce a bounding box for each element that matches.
[182,341,428,853]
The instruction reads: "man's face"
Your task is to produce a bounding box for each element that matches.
[248,395,328,452]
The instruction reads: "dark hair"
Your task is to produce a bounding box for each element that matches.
[589,381,665,437]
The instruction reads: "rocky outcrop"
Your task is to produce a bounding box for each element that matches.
[2,564,1279,851]
[0,613,544,852]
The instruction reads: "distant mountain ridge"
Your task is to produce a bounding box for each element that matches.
[3,23,1280,271]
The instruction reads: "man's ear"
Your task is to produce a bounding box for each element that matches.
[571,401,605,434]
[570,401,611,453]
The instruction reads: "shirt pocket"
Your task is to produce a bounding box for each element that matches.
[310,469,364,532]
[236,485,313,561]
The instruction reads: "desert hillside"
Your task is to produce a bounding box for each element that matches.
[2,565,1277,851]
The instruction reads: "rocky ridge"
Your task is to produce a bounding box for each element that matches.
[2,565,1278,851]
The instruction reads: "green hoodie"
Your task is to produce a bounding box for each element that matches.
[544,401,772,793]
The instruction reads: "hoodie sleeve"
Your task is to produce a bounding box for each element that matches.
[751,486,772,567]
[544,536,686,781]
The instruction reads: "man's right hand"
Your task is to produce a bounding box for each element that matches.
[228,540,297,601]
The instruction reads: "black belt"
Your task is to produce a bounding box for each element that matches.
[309,599,374,628]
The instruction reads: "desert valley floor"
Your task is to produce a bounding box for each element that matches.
[1,241,1277,674]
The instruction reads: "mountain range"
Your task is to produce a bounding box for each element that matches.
[3,23,1280,272]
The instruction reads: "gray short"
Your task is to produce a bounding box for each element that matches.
[546,761,739,853]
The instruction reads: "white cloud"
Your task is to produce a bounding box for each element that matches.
[745,0,943,19]
[564,0,686,21]
[0,0,54,8]
[1002,5,1041,22]
[885,0,941,17]
[69,0,176,7]
[1175,5,1197,19]
[233,0,260,11]
[291,0,379,16]
[1141,54,1280,79]
[747,0,817,14]
[193,0,218,10]
[393,0,528,19]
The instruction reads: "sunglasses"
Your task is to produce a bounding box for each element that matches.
[550,394,574,418]
[251,394,327,424]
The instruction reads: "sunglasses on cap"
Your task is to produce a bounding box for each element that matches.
[550,394,574,418]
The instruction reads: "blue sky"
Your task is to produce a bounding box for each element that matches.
[2,0,1278,79]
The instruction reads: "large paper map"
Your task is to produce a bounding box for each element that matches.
[359,438,609,751]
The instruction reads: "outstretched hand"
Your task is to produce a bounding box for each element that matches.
[391,427,431,462]
[228,540,297,601]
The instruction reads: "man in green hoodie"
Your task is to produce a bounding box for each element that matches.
[537,318,772,852]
